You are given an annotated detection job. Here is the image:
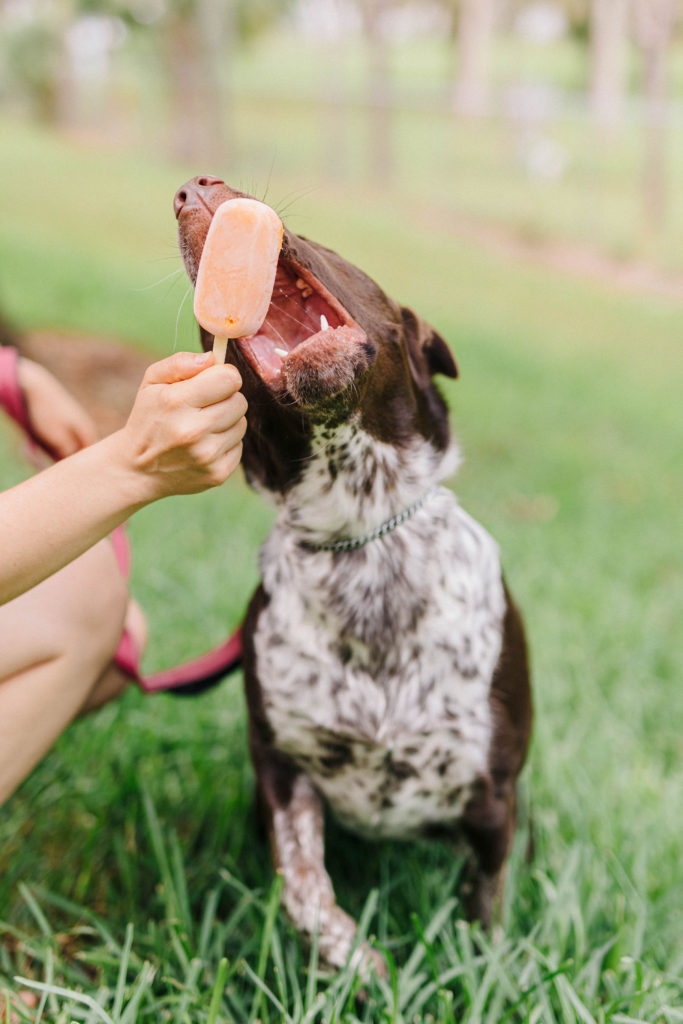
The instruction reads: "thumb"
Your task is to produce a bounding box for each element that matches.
[142,351,213,387]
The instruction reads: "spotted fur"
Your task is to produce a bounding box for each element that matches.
[256,423,505,840]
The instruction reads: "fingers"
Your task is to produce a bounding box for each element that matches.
[181,407,247,473]
[142,351,242,394]
[206,441,244,488]
[141,350,214,386]
[200,390,248,435]
[172,363,245,410]
[121,351,249,500]
[16,357,99,458]
[58,411,98,458]
[214,411,248,453]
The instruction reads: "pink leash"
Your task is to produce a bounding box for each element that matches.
[1,345,243,695]
[109,525,243,695]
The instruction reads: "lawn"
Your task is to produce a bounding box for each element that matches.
[0,118,682,1022]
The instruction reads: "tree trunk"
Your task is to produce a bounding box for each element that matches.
[453,0,496,117]
[634,0,677,233]
[163,0,233,168]
[359,0,394,185]
[321,42,350,184]
[197,0,234,168]
[589,0,629,130]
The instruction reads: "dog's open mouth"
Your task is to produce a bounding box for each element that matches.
[175,178,371,394]
[231,258,365,387]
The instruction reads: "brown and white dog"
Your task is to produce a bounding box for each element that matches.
[175,176,532,973]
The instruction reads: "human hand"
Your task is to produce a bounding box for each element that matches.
[17,357,98,458]
[115,350,247,500]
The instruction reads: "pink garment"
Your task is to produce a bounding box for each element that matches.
[0,346,29,431]
[0,345,60,461]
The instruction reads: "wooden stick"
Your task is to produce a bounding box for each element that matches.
[213,336,229,365]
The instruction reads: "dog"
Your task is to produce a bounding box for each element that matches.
[175,176,532,973]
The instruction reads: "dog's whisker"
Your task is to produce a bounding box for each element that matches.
[263,321,289,348]
[260,156,277,206]
[274,184,322,219]
[269,294,318,335]
[174,285,193,351]
[136,267,184,292]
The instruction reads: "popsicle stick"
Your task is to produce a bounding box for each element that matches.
[213,336,229,365]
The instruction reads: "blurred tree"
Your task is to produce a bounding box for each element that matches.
[633,0,679,231]
[161,0,234,166]
[451,0,498,117]
[0,0,295,164]
[159,0,299,165]
[0,1,76,124]
[590,0,630,129]
[356,0,395,183]
[161,0,296,165]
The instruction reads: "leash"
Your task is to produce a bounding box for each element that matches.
[1,344,243,696]
[109,525,243,695]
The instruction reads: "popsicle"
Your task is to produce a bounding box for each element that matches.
[193,198,283,365]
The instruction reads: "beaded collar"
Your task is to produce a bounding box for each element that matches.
[300,486,439,553]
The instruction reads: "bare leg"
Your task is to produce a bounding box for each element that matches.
[0,538,141,805]
[79,598,147,714]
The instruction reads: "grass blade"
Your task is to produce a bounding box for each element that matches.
[206,957,228,1024]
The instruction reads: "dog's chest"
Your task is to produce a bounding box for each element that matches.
[254,484,505,840]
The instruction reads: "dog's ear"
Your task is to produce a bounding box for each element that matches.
[401,307,458,383]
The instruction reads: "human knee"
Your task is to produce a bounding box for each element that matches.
[67,540,128,666]
[33,539,129,672]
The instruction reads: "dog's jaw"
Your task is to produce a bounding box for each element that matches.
[175,180,375,406]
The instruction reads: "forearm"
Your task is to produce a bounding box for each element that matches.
[0,431,153,605]
[0,350,247,606]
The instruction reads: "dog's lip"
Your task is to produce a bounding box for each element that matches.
[235,258,365,387]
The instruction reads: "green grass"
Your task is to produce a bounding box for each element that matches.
[1,118,682,1021]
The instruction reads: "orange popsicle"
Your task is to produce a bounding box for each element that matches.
[193,197,283,364]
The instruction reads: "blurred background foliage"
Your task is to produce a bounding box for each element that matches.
[2,0,683,267]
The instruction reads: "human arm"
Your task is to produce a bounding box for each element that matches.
[0,350,247,605]
[0,347,97,458]
[17,356,98,456]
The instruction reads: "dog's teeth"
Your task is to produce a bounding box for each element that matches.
[295,278,313,298]
[274,347,288,358]
[320,314,329,331]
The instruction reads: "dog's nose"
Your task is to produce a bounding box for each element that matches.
[173,175,225,219]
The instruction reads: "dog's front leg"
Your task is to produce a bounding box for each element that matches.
[256,751,386,976]
[461,777,517,933]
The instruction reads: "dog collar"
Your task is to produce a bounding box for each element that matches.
[300,486,440,553]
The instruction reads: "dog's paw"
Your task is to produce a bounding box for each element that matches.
[317,906,388,981]
[353,943,389,981]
